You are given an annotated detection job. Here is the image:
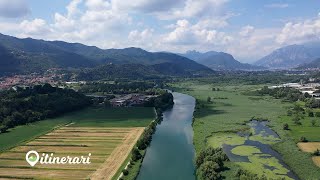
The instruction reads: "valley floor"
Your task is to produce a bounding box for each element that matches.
[172,81,320,180]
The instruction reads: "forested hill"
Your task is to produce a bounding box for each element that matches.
[0,84,92,133]
[0,33,213,77]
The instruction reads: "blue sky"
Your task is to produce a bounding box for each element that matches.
[0,0,319,62]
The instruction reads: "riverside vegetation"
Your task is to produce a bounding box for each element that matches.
[171,78,320,180]
[115,92,174,180]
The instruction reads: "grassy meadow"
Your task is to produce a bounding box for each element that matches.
[171,81,320,180]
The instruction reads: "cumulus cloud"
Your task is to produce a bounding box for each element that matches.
[164,19,233,45]
[128,29,156,48]
[19,19,51,37]
[15,0,131,44]
[276,17,320,45]
[0,0,30,18]
[228,28,280,61]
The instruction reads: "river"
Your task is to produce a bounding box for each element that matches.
[136,92,196,180]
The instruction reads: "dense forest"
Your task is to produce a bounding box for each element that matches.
[257,86,302,102]
[0,84,92,133]
[79,81,164,95]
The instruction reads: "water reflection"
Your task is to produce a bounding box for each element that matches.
[137,92,196,180]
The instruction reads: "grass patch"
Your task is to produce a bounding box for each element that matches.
[207,133,246,148]
[0,119,69,152]
[54,107,155,127]
[231,145,261,156]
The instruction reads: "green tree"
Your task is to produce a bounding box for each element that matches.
[131,147,142,161]
[199,161,222,180]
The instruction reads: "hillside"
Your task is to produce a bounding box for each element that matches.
[0,33,213,77]
[181,50,261,70]
[255,44,317,69]
[0,33,97,74]
[297,58,320,69]
[76,62,212,80]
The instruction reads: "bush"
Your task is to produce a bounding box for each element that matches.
[308,112,314,117]
[196,147,228,179]
[300,136,308,142]
[131,148,142,161]
[313,149,320,156]
[315,112,320,117]
[122,169,129,176]
[199,161,222,180]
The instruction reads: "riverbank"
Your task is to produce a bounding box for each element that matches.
[136,92,196,180]
[171,81,320,179]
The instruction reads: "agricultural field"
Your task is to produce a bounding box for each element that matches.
[298,142,320,168]
[0,126,144,179]
[0,107,154,152]
[172,81,320,179]
[298,142,320,153]
[0,107,155,180]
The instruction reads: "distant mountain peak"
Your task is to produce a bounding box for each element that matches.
[254,44,316,69]
[181,50,261,71]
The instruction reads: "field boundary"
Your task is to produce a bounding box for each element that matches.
[0,121,71,153]
[90,127,144,180]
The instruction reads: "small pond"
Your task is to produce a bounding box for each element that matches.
[221,120,299,180]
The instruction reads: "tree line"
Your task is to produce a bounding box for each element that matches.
[120,92,174,178]
[0,84,92,133]
[79,81,164,95]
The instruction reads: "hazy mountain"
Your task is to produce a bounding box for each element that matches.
[255,44,317,69]
[0,33,213,77]
[181,50,261,70]
[297,58,320,69]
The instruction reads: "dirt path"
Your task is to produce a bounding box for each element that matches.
[90,127,144,180]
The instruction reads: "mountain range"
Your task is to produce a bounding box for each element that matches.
[0,33,213,77]
[180,50,262,71]
[255,43,320,69]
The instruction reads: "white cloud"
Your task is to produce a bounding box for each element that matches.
[227,28,281,61]
[66,0,83,18]
[128,29,155,48]
[0,0,30,18]
[265,3,289,9]
[85,0,111,11]
[276,17,320,45]
[164,19,233,46]
[19,19,51,37]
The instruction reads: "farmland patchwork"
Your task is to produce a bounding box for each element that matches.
[0,126,144,180]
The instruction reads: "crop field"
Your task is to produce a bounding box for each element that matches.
[0,126,144,180]
[313,157,320,167]
[298,142,320,168]
[0,107,154,152]
[298,142,320,153]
